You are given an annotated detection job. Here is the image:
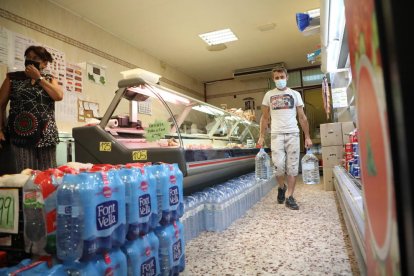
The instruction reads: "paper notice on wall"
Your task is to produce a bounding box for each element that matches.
[331,87,348,108]
[13,33,36,71]
[43,45,66,88]
[0,27,11,68]
[66,63,83,93]
[56,91,78,122]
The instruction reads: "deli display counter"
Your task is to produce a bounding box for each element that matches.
[72,71,270,194]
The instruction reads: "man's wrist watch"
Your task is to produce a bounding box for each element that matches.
[35,76,44,85]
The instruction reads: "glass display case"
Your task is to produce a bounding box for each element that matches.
[73,71,270,194]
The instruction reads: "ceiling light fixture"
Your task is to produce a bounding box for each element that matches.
[199,28,238,46]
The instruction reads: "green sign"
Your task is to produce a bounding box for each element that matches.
[145,120,170,142]
[0,189,19,234]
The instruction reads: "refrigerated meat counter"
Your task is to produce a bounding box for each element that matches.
[72,70,271,194]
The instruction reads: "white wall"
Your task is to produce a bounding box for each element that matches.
[206,77,271,123]
[0,0,204,133]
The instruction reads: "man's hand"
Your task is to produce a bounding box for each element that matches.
[304,137,313,149]
[257,136,264,147]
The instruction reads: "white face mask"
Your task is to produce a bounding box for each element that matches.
[275,79,287,89]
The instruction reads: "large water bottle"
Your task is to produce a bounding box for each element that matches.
[23,170,47,255]
[143,166,161,229]
[255,148,270,180]
[301,148,320,184]
[118,166,153,240]
[56,178,84,263]
[149,164,171,225]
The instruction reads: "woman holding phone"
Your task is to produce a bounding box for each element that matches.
[0,45,63,172]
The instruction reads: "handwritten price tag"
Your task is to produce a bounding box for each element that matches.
[145,120,169,142]
[0,189,19,234]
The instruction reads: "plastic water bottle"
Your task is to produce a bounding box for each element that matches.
[122,232,160,276]
[23,170,47,255]
[56,179,84,263]
[255,148,270,180]
[95,248,127,276]
[155,221,185,276]
[301,148,320,184]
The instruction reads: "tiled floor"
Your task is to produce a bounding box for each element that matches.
[183,176,360,276]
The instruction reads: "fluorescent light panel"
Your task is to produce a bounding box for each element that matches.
[199,28,238,46]
[128,86,190,105]
[192,105,224,115]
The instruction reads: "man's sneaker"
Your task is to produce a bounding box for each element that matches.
[285,196,299,210]
[277,185,287,204]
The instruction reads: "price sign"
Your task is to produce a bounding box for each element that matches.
[145,120,169,142]
[132,150,148,161]
[0,189,19,234]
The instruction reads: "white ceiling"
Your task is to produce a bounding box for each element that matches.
[49,0,321,82]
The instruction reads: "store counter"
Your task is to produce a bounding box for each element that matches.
[73,74,270,194]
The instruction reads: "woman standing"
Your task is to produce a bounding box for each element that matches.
[0,45,63,172]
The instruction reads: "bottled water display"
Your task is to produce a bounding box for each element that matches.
[255,148,271,180]
[56,179,84,263]
[11,162,188,275]
[59,166,126,261]
[301,148,320,184]
[182,171,276,237]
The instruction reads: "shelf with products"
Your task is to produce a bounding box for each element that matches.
[333,165,365,275]
[72,71,271,194]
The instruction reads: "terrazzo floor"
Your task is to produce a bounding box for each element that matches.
[183,176,360,276]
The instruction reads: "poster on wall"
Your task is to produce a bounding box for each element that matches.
[66,63,83,93]
[86,63,106,85]
[344,0,401,274]
[43,45,66,87]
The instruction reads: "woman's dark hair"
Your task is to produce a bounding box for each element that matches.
[24,45,53,63]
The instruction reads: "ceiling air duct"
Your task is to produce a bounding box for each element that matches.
[233,62,286,80]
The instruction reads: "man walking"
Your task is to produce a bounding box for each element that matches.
[258,66,312,210]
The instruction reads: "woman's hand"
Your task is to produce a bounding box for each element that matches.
[25,65,41,80]
[0,130,6,150]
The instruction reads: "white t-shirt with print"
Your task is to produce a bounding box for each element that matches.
[262,87,304,134]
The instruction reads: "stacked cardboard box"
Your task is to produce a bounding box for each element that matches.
[320,122,355,191]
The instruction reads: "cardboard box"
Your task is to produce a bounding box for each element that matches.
[320,123,343,146]
[341,121,355,144]
[322,145,343,168]
[323,167,334,191]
